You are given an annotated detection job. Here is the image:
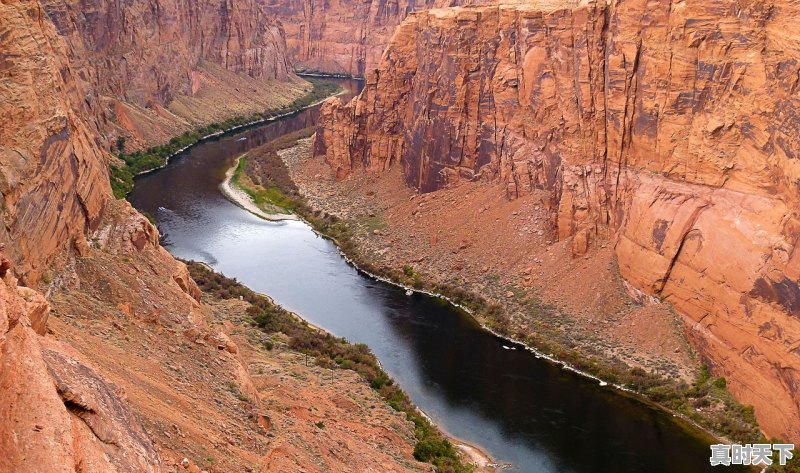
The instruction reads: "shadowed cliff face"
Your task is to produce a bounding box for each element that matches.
[41,0,293,101]
[39,0,304,148]
[260,0,493,76]
[315,0,800,441]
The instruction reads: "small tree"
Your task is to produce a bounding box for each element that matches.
[116,135,126,153]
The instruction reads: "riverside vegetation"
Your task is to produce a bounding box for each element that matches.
[186,262,472,473]
[229,128,315,215]
[109,78,341,198]
[231,130,800,464]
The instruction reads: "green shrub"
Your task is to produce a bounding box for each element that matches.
[414,438,456,462]
[186,261,471,472]
[111,79,341,199]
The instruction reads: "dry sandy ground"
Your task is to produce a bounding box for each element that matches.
[281,138,697,382]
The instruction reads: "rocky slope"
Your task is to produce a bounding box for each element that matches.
[1,8,195,458]
[315,0,800,441]
[0,232,162,473]
[1,0,430,471]
[260,0,493,76]
[43,199,430,472]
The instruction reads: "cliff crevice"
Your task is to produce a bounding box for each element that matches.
[262,0,495,77]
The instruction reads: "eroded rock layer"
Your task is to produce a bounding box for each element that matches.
[315,0,800,441]
[40,0,305,149]
[0,0,110,284]
[261,0,493,76]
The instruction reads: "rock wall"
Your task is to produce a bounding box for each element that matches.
[260,0,493,76]
[40,0,306,148]
[315,0,800,441]
[0,0,111,284]
[1,0,302,281]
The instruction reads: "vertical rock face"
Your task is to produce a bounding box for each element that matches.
[0,0,110,284]
[316,1,597,195]
[42,0,292,105]
[260,0,492,76]
[316,0,800,441]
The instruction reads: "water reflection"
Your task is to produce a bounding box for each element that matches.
[130,77,741,473]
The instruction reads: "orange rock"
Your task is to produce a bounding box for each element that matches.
[0,1,426,471]
[262,0,491,76]
[0,0,110,284]
[316,0,800,441]
[0,0,307,286]
[0,249,161,472]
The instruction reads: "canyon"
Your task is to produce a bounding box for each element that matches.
[314,0,800,443]
[4,0,800,467]
[41,0,307,149]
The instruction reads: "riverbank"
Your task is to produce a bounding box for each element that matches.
[222,131,754,465]
[256,136,767,448]
[42,197,441,473]
[185,261,483,472]
[220,154,298,221]
[110,78,342,198]
[217,133,499,473]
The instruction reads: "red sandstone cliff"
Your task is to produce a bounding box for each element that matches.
[40,0,308,148]
[1,0,305,282]
[1,0,110,284]
[260,0,492,76]
[315,0,800,441]
[0,0,330,470]
[0,11,190,467]
[0,3,198,469]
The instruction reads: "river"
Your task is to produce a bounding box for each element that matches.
[129,77,738,473]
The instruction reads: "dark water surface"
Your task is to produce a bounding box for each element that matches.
[130,78,733,472]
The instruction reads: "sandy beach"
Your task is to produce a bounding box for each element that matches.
[219,154,299,221]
